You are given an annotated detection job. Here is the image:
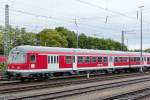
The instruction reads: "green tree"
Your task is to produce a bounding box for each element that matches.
[78,34,88,48]
[145,48,150,52]
[55,27,77,48]
[37,28,68,47]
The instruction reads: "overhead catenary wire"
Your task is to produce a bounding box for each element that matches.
[0,6,126,33]
[0,3,149,38]
[74,0,136,19]
[74,0,150,25]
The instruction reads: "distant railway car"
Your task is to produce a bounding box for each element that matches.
[6,45,150,80]
[0,56,7,63]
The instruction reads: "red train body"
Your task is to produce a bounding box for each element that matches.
[0,56,7,63]
[6,46,150,80]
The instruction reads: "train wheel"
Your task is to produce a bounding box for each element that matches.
[20,77,27,82]
[104,70,109,74]
[44,73,50,80]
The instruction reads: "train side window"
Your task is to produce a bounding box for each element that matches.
[144,57,146,61]
[138,57,140,61]
[119,57,122,62]
[57,56,59,64]
[54,56,56,64]
[130,57,134,62]
[125,57,128,62]
[48,56,50,63]
[104,57,108,62]
[66,56,71,64]
[86,56,90,63]
[51,56,53,64]
[122,57,125,62]
[73,56,75,63]
[134,57,137,62]
[30,55,36,62]
[98,57,102,63]
[122,57,124,62]
[92,57,96,63]
[78,56,84,64]
[114,57,118,62]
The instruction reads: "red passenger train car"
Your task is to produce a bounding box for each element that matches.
[6,45,150,80]
[0,56,7,63]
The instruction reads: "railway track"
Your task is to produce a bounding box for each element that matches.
[0,72,148,98]
[6,74,150,100]
[0,72,148,94]
[0,70,150,86]
[0,73,106,86]
[0,72,143,86]
[102,87,150,100]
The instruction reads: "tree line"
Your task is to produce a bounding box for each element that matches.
[0,26,128,54]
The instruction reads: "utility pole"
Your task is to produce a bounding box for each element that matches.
[121,30,136,51]
[121,30,124,51]
[126,39,128,49]
[4,4,9,57]
[139,6,144,60]
[75,18,78,48]
[139,6,144,72]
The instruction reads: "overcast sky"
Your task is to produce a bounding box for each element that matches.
[0,0,150,50]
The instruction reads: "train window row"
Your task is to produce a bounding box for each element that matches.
[114,57,128,62]
[114,57,142,62]
[78,56,108,64]
[130,57,141,62]
[31,55,150,65]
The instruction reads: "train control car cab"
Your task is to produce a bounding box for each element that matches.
[8,48,27,70]
[7,46,49,80]
[7,47,28,79]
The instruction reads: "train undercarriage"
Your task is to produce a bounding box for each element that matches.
[5,66,149,81]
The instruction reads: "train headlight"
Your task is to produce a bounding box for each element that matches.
[31,64,35,68]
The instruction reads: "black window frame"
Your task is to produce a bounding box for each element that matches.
[148,57,149,62]
[48,56,50,63]
[92,57,96,63]
[73,56,75,63]
[119,57,123,62]
[30,55,36,63]
[57,56,59,64]
[54,56,56,64]
[104,57,108,63]
[98,56,102,63]
[51,56,53,64]
[78,56,84,64]
[66,56,72,64]
[86,56,90,63]
[114,57,118,62]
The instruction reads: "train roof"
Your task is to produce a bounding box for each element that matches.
[10,45,150,56]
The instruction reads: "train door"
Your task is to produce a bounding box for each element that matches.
[72,56,77,70]
[48,55,59,71]
[109,56,114,68]
[143,57,147,66]
[29,54,37,69]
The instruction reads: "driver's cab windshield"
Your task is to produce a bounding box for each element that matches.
[8,50,26,64]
